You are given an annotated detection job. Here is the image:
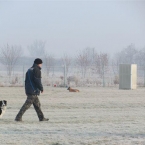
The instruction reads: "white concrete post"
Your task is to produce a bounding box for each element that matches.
[119,64,137,90]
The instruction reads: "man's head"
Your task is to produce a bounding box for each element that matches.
[34,58,43,68]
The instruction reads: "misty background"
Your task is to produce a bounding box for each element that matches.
[0,0,145,87]
[1,0,145,58]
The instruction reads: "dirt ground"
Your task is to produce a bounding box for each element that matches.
[1,87,145,145]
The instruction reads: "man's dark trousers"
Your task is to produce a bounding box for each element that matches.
[15,94,44,121]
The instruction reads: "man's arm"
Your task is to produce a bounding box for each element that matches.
[33,68,43,92]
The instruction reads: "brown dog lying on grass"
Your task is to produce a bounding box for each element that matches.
[67,87,80,92]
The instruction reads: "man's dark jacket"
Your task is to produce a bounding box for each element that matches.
[25,64,43,95]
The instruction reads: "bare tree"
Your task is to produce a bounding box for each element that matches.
[76,49,91,78]
[44,53,55,76]
[112,52,122,76]
[94,53,109,87]
[84,47,95,65]
[61,54,71,77]
[136,48,145,66]
[111,44,137,78]
[136,47,145,86]
[27,40,46,57]
[0,44,22,76]
[116,44,137,64]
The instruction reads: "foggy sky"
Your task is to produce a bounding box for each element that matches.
[0,0,145,58]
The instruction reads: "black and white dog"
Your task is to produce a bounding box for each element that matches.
[0,100,7,118]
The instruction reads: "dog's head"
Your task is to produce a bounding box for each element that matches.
[67,87,70,90]
[0,100,7,108]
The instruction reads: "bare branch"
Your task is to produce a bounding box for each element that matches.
[76,48,91,78]
[0,44,22,76]
[94,52,109,78]
[61,54,72,76]
[44,53,55,76]
[27,40,46,57]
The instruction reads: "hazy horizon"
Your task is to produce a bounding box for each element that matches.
[0,0,145,58]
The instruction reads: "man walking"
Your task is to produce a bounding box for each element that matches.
[15,58,48,121]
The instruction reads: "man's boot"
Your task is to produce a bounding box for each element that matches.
[39,118,49,121]
[15,118,22,121]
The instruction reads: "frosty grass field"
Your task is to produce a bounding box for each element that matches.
[1,86,145,145]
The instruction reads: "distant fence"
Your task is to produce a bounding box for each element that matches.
[0,65,145,87]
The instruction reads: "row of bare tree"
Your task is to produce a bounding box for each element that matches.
[0,41,145,78]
